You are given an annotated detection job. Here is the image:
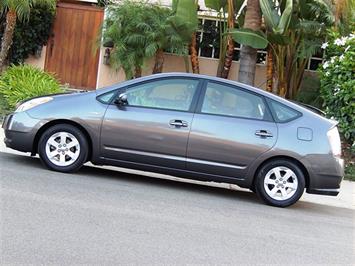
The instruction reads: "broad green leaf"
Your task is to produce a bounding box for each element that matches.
[205,0,227,11]
[276,0,292,34]
[230,28,269,49]
[176,0,198,26]
[259,0,279,31]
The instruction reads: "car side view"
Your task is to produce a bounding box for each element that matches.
[2,73,344,207]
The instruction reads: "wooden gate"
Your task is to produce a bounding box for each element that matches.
[45,3,104,90]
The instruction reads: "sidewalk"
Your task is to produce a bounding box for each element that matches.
[1,128,354,209]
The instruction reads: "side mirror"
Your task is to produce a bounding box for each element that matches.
[114,93,128,106]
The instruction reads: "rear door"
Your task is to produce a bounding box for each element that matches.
[186,81,277,179]
[100,78,201,169]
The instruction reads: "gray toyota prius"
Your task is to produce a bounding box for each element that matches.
[2,73,344,207]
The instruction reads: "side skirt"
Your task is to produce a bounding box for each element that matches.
[98,156,249,187]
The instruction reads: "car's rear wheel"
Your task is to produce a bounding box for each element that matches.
[255,159,305,207]
[38,124,88,172]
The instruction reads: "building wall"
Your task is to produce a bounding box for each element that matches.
[95,52,268,89]
[25,46,47,70]
[26,46,268,90]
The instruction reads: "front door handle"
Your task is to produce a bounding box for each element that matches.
[169,119,188,127]
[255,130,273,138]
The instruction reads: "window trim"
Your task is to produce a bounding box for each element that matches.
[265,98,303,123]
[196,80,274,122]
[106,77,204,113]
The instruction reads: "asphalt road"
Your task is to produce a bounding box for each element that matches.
[1,151,354,265]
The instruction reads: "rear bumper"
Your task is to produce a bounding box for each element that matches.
[306,187,340,196]
[301,155,344,196]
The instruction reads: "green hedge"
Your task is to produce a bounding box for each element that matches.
[0,64,62,110]
[318,32,355,144]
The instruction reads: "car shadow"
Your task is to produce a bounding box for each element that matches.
[1,152,352,213]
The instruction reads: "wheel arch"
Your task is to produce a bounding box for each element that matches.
[32,119,93,161]
[251,155,310,190]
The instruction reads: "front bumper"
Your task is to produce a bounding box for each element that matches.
[2,112,44,153]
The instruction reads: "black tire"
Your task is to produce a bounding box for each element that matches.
[255,159,305,207]
[38,124,88,173]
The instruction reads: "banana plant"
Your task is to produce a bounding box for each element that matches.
[169,0,199,73]
[204,0,245,78]
[260,0,293,96]
[260,0,333,98]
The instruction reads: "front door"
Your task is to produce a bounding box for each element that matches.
[187,81,277,179]
[100,78,201,169]
[45,3,104,89]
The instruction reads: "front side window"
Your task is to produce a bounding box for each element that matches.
[125,79,199,111]
[201,82,267,120]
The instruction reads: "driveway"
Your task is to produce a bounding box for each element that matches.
[1,129,354,265]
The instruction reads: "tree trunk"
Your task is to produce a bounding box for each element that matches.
[0,10,17,71]
[216,52,225,77]
[238,0,261,85]
[279,79,287,98]
[238,46,258,85]
[134,66,142,78]
[220,0,235,79]
[189,32,200,74]
[220,36,234,78]
[152,48,165,74]
[216,17,226,77]
[265,46,274,92]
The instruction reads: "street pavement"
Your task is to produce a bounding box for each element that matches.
[1,129,354,265]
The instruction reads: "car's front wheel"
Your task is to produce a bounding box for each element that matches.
[255,159,305,207]
[38,124,88,172]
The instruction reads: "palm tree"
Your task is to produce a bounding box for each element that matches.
[104,1,193,79]
[237,0,262,86]
[143,6,187,74]
[189,31,200,74]
[0,0,55,70]
[103,2,147,79]
[171,0,199,73]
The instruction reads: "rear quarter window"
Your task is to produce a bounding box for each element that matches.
[267,99,302,123]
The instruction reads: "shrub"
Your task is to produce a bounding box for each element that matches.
[0,5,55,65]
[318,32,355,144]
[0,64,62,110]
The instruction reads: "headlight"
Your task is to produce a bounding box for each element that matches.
[327,126,341,157]
[15,97,53,113]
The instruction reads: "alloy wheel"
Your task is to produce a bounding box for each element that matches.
[263,166,298,201]
[45,131,81,167]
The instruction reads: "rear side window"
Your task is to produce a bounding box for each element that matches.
[201,82,267,120]
[267,99,301,122]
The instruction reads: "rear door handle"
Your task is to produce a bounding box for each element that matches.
[255,130,273,138]
[169,119,188,127]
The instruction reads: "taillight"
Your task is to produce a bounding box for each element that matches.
[327,127,342,157]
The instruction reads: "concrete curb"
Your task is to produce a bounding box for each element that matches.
[1,128,354,209]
